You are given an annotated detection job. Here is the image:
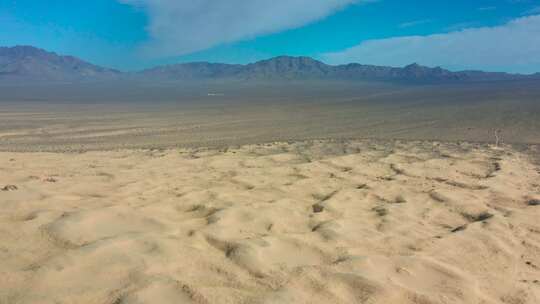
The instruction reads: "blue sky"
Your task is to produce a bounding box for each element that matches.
[1,0,540,73]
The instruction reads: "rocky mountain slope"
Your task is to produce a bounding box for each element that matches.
[0,46,119,81]
[1,46,538,83]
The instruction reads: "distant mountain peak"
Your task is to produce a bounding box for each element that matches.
[3,45,46,54]
[248,56,327,67]
[0,45,119,82]
[404,62,422,68]
[262,55,322,62]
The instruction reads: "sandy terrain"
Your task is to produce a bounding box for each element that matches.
[1,139,539,303]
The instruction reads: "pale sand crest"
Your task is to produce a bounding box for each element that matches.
[1,140,539,303]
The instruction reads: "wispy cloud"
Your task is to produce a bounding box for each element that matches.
[524,6,540,15]
[444,21,481,32]
[322,15,540,74]
[399,19,432,29]
[121,0,361,58]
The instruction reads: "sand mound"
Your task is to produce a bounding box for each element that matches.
[1,140,539,303]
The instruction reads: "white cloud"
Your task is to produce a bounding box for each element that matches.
[121,0,359,57]
[323,15,540,74]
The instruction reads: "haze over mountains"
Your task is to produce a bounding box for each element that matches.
[1,45,539,83]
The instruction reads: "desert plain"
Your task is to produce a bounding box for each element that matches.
[1,82,540,304]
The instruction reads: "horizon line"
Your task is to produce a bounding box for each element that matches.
[2,44,539,76]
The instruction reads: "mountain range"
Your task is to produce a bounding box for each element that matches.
[1,45,538,83]
[0,46,120,81]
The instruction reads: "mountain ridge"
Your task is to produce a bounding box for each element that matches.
[1,45,538,83]
[0,46,120,81]
[138,56,536,82]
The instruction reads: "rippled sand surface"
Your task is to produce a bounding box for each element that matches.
[1,139,539,303]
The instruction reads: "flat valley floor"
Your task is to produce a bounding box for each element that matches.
[1,81,540,151]
[1,139,540,304]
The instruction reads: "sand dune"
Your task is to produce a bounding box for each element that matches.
[1,139,539,303]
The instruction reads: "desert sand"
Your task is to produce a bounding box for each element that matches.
[1,139,540,304]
